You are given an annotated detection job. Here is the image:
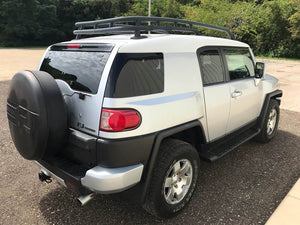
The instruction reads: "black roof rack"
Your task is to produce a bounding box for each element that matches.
[74,16,235,40]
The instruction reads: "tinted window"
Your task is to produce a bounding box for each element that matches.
[105,53,164,98]
[40,51,110,94]
[198,50,224,85]
[224,48,255,80]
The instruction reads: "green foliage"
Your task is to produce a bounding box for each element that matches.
[0,0,299,58]
[183,0,300,58]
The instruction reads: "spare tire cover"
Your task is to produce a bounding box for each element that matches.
[7,70,68,160]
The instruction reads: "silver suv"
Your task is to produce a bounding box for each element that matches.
[6,17,282,218]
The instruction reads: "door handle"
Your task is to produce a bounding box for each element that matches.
[231,90,242,98]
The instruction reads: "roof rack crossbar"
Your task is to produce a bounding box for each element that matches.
[73,16,234,40]
[74,25,202,36]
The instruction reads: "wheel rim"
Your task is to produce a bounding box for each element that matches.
[267,108,277,135]
[163,159,193,205]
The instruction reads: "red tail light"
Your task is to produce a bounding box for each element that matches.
[67,44,81,48]
[100,109,141,132]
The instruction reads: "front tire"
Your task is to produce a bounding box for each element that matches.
[255,99,280,143]
[143,139,200,218]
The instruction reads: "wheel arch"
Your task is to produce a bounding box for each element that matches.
[140,120,206,203]
[257,89,282,129]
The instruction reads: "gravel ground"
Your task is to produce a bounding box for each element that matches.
[0,79,299,224]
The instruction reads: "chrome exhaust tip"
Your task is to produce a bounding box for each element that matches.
[77,193,95,206]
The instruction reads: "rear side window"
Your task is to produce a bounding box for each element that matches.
[105,53,164,98]
[40,51,110,94]
[224,48,255,80]
[198,50,224,85]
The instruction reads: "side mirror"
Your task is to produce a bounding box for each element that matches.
[255,62,265,78]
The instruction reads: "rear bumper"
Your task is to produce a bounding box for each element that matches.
[81,164,144,193]
[34,128,153,195]
[35,160,144,194]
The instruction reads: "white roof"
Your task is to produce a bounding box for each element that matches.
[66,34,249,53]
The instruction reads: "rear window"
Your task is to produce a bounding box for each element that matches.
[40,51,110,94]
[105,53,164,98]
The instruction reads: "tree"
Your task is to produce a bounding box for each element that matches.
[0,0,40,46]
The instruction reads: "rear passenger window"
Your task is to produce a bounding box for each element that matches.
[105,53,164,98]
[198,50,224,85]
[224,48,255,80]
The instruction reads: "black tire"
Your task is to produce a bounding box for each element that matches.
[254,99,280,143]
[7,70,68,160]
[143,139,200,218]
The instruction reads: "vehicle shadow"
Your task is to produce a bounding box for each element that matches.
[39,129,300,225]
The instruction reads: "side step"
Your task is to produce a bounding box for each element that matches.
[199,127,260,162]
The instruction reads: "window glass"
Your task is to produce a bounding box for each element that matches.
[199,50,224,85]
[224,49,255,80]
[105,53,164,98]
[40,51,110,94]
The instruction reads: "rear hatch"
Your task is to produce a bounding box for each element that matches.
[39,43,114,137]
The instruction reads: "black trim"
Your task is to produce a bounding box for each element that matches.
[257,89,282,130]
[37,159,92,195]
[96,133,156,168]
[199,120,260,161]
[61,129,97,167]
[56,128,156,168]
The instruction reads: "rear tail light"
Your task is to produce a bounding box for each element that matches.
[67,44,81,48]
[100,109,141,132]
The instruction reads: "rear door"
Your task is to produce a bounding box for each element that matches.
[39,43,114,136]
[223,48,262,133]
[198,48,230,141]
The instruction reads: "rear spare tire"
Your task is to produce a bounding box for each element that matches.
[7,70,68,160]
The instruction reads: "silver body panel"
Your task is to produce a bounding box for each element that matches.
[202,83,231,141]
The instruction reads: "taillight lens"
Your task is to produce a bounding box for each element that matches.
[67,44,81,48]
[100,109,141,132]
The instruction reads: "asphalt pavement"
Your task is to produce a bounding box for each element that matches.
[0,80,299,224]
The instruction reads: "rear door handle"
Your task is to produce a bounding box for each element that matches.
[231,90,242,98]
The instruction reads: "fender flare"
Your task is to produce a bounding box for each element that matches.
[257,89,282,129]
[140,120,206,203]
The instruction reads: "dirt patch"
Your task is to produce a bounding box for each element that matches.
[258,58,300,112]
[0,48,45,81]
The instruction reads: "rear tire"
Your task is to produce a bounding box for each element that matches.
[254,99,280,143]
[143,139,200,218]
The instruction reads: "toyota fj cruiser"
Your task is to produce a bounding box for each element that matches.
[7,16,282,218]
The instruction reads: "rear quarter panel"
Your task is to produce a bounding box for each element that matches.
[100,52,206,139]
